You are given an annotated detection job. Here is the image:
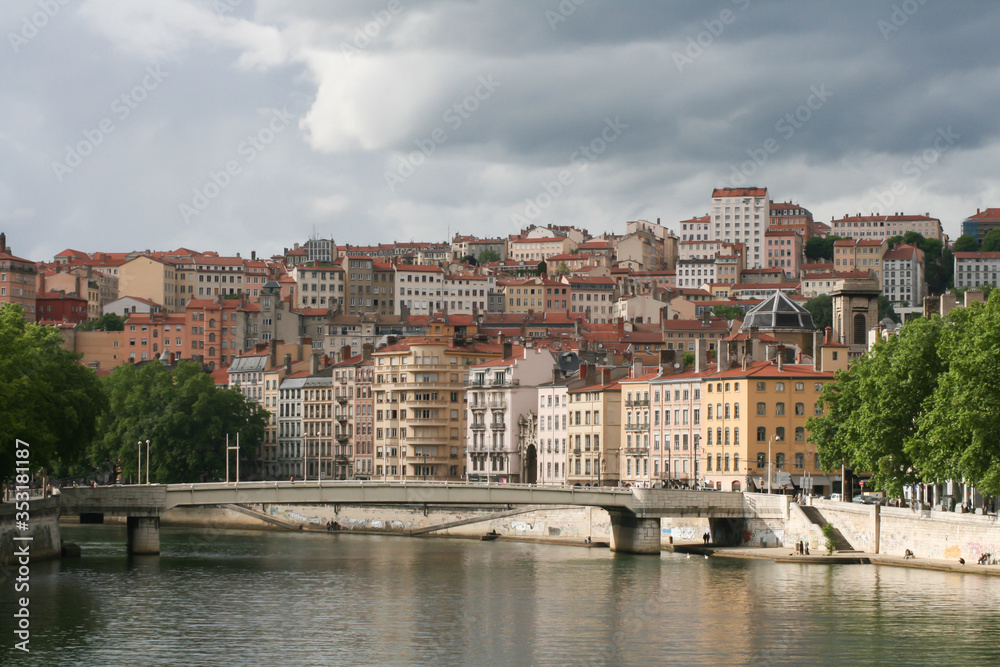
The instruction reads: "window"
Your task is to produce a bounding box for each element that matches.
[757,427,766,442]
[795,426,805,442]
[757,452,766,468]
[795,402,805,416]
[775,382,785,392]
[775,402,785,416]
[814,401,824,416]
[795,452,804,469]
[775,452,786,469]
[756,402,766,416]
[756,382,766,391]
[795,382,804,392]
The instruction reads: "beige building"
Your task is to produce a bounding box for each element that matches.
[118,255,183,312]
[566,373,622,486]
[372,337,504,480]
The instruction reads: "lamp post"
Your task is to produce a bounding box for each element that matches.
[145,439,150,484]
[767,434,782,494]
[137,440,142,485]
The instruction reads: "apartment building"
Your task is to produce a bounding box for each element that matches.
[833,239,887,283]
[829,213,943,242]
[395,264,444,316]
[954,251,1000,289]
[882,244,925,308]
[711,187,770,268]
[566,373,621,486]
[764,230,802,276]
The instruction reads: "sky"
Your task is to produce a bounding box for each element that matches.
[3,0,1000,263]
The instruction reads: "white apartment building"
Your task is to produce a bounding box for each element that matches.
[277,372,308,479]
[536,382,570,485]
[711,187,769,268]
[954,251,1000,289]
[882,244,925,308]
[676,258,717,289]
[394,264,444,316]
[677,215,711,241]
[466,346,555,483]
[830,213,943,242]
[442,274,494,315]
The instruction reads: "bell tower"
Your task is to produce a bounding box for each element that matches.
[831,278,881,359]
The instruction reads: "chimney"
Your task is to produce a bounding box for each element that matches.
[632,357,643,378]
[601,367,611,385]
[269,339,278,368]
[813,331,824,372]
[362,343,374,360]
[0,232,6,254]
[578,362,589,380]
[309,353,320,374]
[284,353,292,375]
[719,340,730,371]
[251,250,257,260]
[341,344,352,361]
[825,326,833,345]
[503,340,513,360]
[695,338,707,373]
[776,345,784,372]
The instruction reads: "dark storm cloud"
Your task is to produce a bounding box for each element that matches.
[2,0,999,261]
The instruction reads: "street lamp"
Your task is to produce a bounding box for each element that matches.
[767,434,782,494]
[137,440,142,485]
[145,439,150,484]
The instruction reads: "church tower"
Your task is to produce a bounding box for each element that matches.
[831,277,881,359]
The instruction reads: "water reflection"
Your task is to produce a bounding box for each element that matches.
[2,525,999,666]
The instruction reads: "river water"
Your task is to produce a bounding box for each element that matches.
[3,524,998,666]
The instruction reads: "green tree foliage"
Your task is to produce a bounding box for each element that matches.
[915,294,1000,493]
[91,361,267,483]
[805,236,839,262]
[711,305,745,320]
[0,304,106,479]
[477,248,501,264]
[877,295,899,323]
[682,351,696,368]
[804,294,833,331]
[554,262,571,276]
[809,293,1000,496]
[982,228,1000,252]
[952,234,979,253]
[77,312,126,331]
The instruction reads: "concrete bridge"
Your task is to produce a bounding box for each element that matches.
[56,481,791,555]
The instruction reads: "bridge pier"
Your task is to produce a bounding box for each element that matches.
[126,516,160,555]
[609,513,661,554]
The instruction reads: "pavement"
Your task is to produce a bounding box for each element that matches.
[667,542,1000,575]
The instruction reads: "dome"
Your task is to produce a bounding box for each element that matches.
[739,291,815,331]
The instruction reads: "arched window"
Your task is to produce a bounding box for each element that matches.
[853,313,867,345]
[795,402,805,416]
[734,453,740,472]
[795,452,805,469]
[757,426,766,442]
[775,402,785,416]
[707,429,713,446]
[724,454,730,471]
[757,402,766,416]
[775,452,786,469]
[795,426,805,442]
[734,403,740,418]
[757,452,766,468]
[776,426,785,441]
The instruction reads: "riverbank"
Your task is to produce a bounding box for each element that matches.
[669,542,1000,576]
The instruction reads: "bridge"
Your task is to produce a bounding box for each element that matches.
[56,481,791,555]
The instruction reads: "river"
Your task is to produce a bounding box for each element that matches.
[3,524,998,665]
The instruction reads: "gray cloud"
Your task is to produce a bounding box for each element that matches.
[2,0,1000,263]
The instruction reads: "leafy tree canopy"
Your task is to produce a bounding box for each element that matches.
[0,304,106,479]
[77,312,125,332]
[982,228,1000,252]
[554,262,571,276]
[711,305,745,320]
[803,294,833,331]
[90,361,267,483]
[809,292,1000,495]
[952,234,979,253]
[477,248,501,264]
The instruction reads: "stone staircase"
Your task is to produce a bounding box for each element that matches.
[798,505,857,552]
[224,503,301,530]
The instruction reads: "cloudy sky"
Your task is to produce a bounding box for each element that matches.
[3,0,1000,262]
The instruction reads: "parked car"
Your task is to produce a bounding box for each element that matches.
[829,493,842,502]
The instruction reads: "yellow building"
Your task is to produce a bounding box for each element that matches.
[701,359,839,494]
[618,373,655,486]
[566,376,621,486]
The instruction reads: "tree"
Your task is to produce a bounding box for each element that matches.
[804,235,846,262]
[537,260,548,276]
[712,305,744,320]
[877,295,899,323]
[77,312,125,332]
[952,235,979,253]
[804,294,833,331]
[915,292,1000,493]
[554,262,571,276]
[90,361,267,483]
[0,304,106,480]
[982,228,1000,252]
[477,248,501,264]
[807,316,947,497]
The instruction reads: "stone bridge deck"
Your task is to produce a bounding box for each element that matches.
[54,482,791,555]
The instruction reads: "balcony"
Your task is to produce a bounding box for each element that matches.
[572,448,582,455]
[336,414,348,423]
[336,433,349,442]
[625,422,650,432]
[335,395,348,405]
[490,422,505,431]
[626,447,650,456]
[470,423,486,431]
[334,454,350,462]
